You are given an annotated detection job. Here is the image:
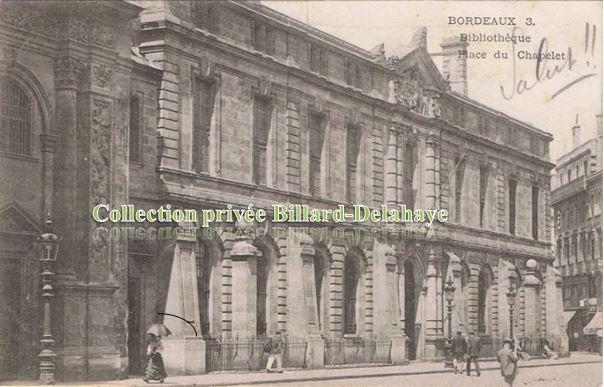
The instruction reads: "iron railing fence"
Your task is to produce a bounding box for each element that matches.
[324,337,392,366]
[205,337,308,372]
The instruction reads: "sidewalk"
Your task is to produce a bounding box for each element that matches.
[98,352,602,387]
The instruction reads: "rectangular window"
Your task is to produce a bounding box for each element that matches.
[508,178,517,235]
[253,97,272,185]
[192,78,216,173]
[309,113,326,196]
[346,124,361,202]
[584,160,589,176]
[454,159,466,222]
[345,59,361,88]
[252,22,274,55]
[532,185,539,240]
[310,44,328,76]
[479,165,489,227]
[129,94,142,164]
[404,143,416,209]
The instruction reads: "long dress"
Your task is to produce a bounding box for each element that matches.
[144,340,167,382]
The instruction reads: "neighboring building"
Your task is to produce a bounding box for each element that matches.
[0,0,565,382]
[552,115,603,353]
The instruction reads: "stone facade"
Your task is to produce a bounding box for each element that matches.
[552,115,603,353]
[0,0,565,381]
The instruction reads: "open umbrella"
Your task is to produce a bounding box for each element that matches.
[147,323,172,337]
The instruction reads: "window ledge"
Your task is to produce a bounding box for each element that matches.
[0,151,38,163]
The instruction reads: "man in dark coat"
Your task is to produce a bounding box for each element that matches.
[497,338,518,386]
[451,331,467,374]
[466,331,481,376]
[264,331,284,373]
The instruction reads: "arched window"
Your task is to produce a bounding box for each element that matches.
[477,265,493,334]
[195,239,212,336]
[0,77,31,155]
[343,251,361,334]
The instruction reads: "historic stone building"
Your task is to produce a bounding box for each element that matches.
[552,115,603,353]
[0,0,565,382]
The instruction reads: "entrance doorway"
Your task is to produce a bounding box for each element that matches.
[404,260,417,360]
[0,259,22,380]
[127,255,145,375]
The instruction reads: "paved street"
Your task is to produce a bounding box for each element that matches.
[87,353,601,387]
[266,362,602,387]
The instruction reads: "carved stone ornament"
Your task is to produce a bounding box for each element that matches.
[54,56,87,82]
[3,47,18,68]
[93,64,112,87]
[197,57,216,80]
[257,76,272,99]
[392,68,441,118]
[0,7,115,49]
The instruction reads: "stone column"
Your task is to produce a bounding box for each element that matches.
[162,233,205,375]
[299,235,324,368]
[396,134,404,205]
[52,55,83,276]
[40,133,58,219]
[385,130,398,206]
[447,253,462,333]
[385,249,406,364]
[424,247,444,358]
[545,265,568,354]
[423,133,440,210]
[230,232,260,338]
[522,259,542,340]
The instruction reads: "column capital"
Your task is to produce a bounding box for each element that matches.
[54,55,87,90]
[230,236,260,261]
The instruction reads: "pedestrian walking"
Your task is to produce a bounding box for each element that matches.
[451,331,467,374]
[497,338,519,386]
[264,331,284,373]
[466,331,481,377]
[143,322,171,383]
[143,334,167,383]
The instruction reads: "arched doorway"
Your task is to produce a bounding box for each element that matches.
[477,265,493,334]
[404,259,418,360]
[254,237,279,337]
[343,251,361,335]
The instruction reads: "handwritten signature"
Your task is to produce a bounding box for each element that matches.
[500,24,598,101]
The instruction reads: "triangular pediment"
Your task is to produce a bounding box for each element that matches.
[0,202,41,235]
[389,46,448,92]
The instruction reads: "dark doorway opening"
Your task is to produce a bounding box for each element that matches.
[0,259,22,380]
[404,260,417,360]
[128,256,144,375]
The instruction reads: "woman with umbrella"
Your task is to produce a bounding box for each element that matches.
[143,322,171,383]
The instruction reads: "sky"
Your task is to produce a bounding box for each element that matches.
[263,1,603,163]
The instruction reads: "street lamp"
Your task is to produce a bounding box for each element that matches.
[506,282,517,339]
[444,276,456,368]
[37,216,60,384]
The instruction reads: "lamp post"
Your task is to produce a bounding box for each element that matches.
[37,216,60,384]
[506,282,517,339]
[444,276,456,368]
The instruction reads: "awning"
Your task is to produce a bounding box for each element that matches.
[583,312,603,336]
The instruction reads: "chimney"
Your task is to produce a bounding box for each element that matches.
[572,113,581,148]
[440,36,469,95]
